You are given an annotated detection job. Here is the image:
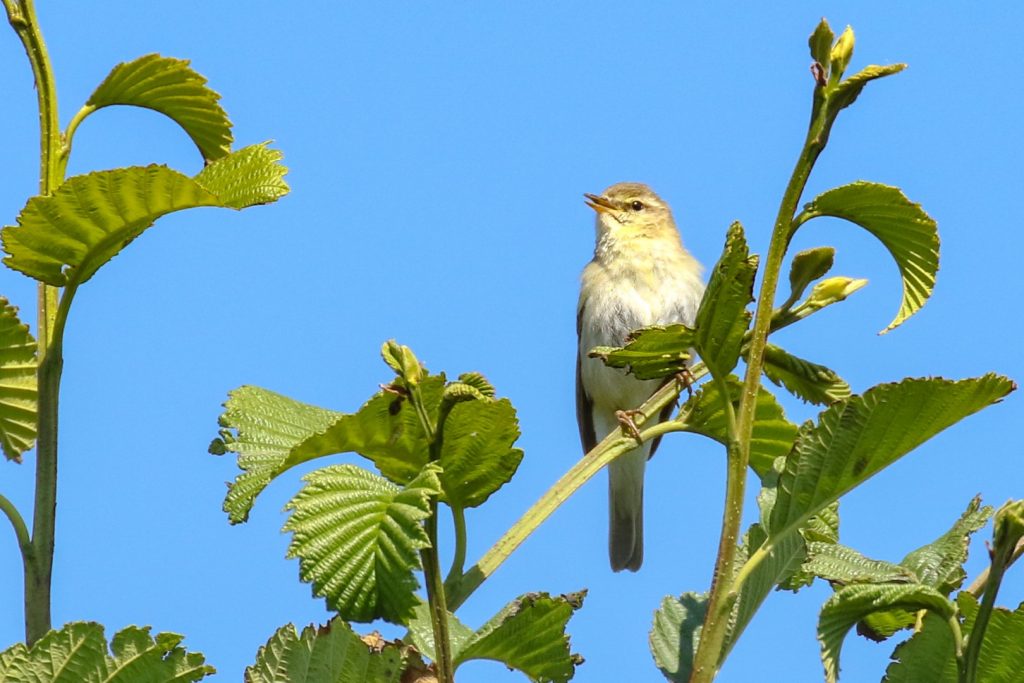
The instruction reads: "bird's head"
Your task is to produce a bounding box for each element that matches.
[584,182,678,242]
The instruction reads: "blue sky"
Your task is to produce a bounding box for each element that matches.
[0,2,1021,681]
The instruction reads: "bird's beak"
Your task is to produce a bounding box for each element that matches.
[584,193,615,214]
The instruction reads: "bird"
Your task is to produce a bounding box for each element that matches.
[576,182,704,572]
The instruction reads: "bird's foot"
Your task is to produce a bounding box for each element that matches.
[615,409,645,446]
[675,366,696,399]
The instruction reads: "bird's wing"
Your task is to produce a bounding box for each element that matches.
[576,303,598,454]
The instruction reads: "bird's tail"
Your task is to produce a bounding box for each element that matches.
[608,447,646,572]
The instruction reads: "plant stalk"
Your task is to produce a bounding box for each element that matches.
[443,505,468,596]
[4,0,66,646]
[446,366,705,611]
[689,81,829,682]
[408,382,455,683]
[962,538,1015,683]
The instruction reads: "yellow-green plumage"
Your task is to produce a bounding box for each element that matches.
[577,182,704,571]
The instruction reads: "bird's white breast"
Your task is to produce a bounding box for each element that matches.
[579,242,704,412]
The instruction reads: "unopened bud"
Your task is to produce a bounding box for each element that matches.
[994,499,1024,554]
[829,26,855,83]
[807,276,868,308]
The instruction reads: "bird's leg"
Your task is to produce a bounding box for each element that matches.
[615,409,645,446]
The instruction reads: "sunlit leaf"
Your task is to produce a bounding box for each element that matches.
[0,622,213,682]
[437,398,523,508]
[406,602,474,664]
[884,594,1024,683]
[803,543,916,586]
[798,181,935,332]
[210,385,342,524]
[785,246,835,306]
[859,497,993,640]
[808,19,835,68]
[454,592,586,683]
[769,375,1013,542]
[727,523,806,660]
[283,463,440,624]
[900,497,992,594]
[694,222,758,377]
[285,376,445,485]
[761,343,850,405]
[2,144,288,287]
[246,619,404,683]
[881,610,957,683]
[681,376,798,478]
[0,298,36,462]
[819,584,954,683]
[650,593,707,683]
[830,63,907,114]
[85,54,232,161]
[590,324,695,380]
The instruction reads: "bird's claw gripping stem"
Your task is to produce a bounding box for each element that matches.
[675,367,696,399]
[615,409,645,446]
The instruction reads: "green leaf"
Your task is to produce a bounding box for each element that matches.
[437,398,523,508]
[649,593,707,683]
[246,619,405,683]
[778,502,841,591]
[454,591,586,683]
[85,54,232,161]
[193,143,289,208]
[884,594,1024,683]
[859,497,993,640]
[406,602,474,665]
[589,324,695,380]
[457,371,496,398]
[818,584,954,683]
[808,18,835,68]
[803,542,917,586]
[957,593,1024,683]
[799,181,933,333]
[2,143,288,287]
[761,343,850,405]
[210,386,343,524]
[286,375,446,486]
[830,63,907,114]
[901,497,992,594]
[769,375,1013,542]
[681,376,798,479]
[882,610,958,683]
[694,221,758,377]
[283,463,440,624]
[0,622,213,682]
[0,298,36,462]
[786,246,835,306]
[728,524,806,659]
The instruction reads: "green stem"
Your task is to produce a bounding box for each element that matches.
[5,0,66,646]
[446,366,702,611]
[406,383,454,683]
[964,537,1024,598]
[690,83,830,683]
[56,104,94,180]
[962,539,1015,683]
[443,505,467,595]
[948,614,966,682]
[0,493,31,554]
[24,282,75,645]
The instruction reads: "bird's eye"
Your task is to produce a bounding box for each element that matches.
[630,200,644,211]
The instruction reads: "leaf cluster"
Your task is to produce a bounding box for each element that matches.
[212,342,585,681]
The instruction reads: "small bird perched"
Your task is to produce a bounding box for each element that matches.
[577,182,704,572]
